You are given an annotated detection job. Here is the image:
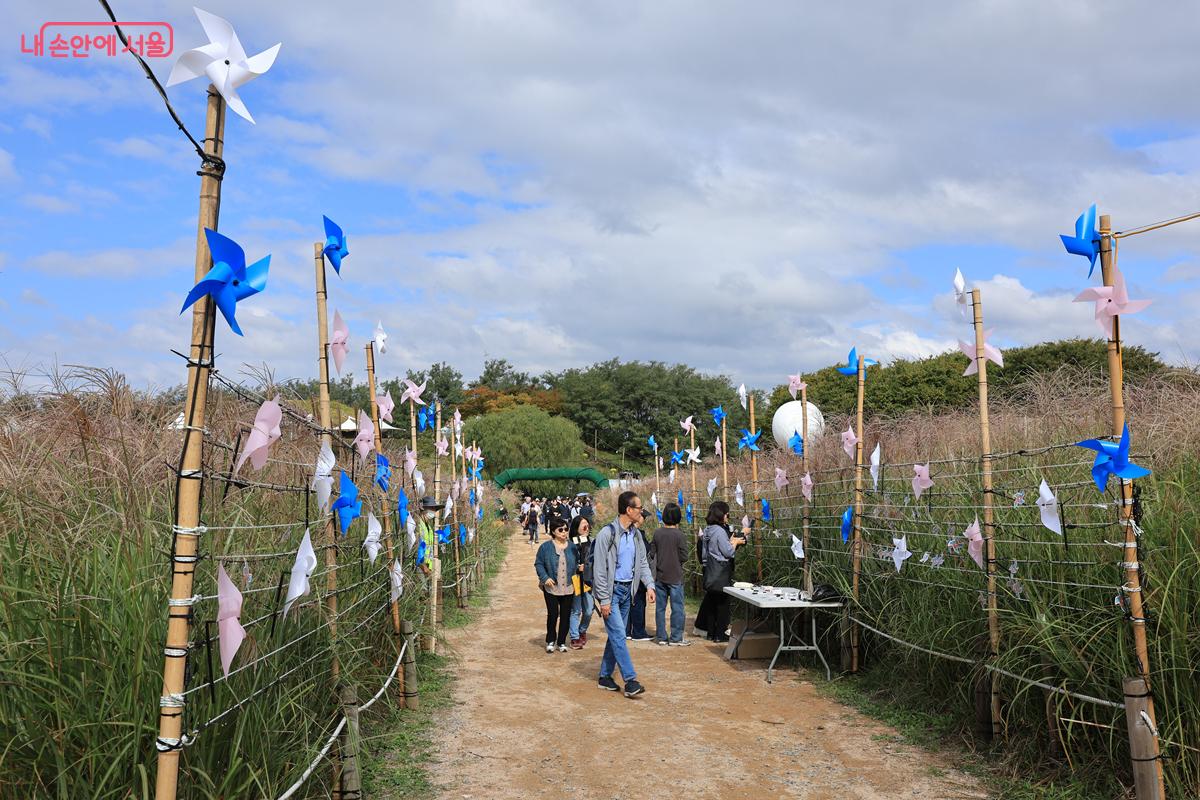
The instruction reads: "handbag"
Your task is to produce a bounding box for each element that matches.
[703,556,733,592]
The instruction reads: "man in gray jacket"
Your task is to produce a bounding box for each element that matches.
[592,491,657,697]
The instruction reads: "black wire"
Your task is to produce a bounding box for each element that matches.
[97,0,226,178]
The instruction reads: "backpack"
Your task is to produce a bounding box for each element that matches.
[586,524,620,587]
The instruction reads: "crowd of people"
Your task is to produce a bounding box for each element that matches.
[529,489,750,699]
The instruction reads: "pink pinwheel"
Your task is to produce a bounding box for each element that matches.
[714,438,722,458]
[400,378,427,406]
[1073,264,1152,339]
[452,408,463,432]
[403,448,417,476]
[801,472,814,502]
[680,416,696,435]
[788,374,807,399]
[216,564,246,676]
[435,437,449,457]
[841,423,859,458]
[353,410,375,462]
[958,331,1003,377]
[774,466,789,491]
[912,463,934,500]
[450,478,462,501]
[233,395,282,472]
[376,390,395,424]
[963,517,984,569]
[330,310,350,376]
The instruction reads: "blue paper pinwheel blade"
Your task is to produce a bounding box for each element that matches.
[647,435,657,451]
[788,430,804,456]
[1075,423,1152,492]
[677,490,684,507]
[837,347,878,377]
[1060,204,1099,277]
[761,498,771,522]
[416,539,426,565]
[841,507,853,542]
[181,229,269,336]
[322,215,349,274]
[686,504,694,524]
[397,490,409,526]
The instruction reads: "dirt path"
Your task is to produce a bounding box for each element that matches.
[427,529,988,799]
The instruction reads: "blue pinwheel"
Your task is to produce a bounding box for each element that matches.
[710,406,726,426]
[686,504,694,525]
[677,490,685,507]
[669,449,685,466]
[647,435,657,451]
[836,347,878,377]
[656,509,663,523]
[840,507,853,542]
[738,429,761,451]
[477,504,484,520]
[416,539,427,566]
[331,470,361,535]
[470,459,484,480]
[374,453,391,493]
[1075,423,1151,493]
[397,489,409,527]
[1060,203,1100,277]
[322,215,349,274]
[788,430,804,456]
[469,487,476,507]
[761,498,771,522]
[180,228,269,336]
[417,404,435,432]
[459,523,468,545]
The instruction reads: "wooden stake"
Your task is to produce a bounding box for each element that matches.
[312,242,340,681]
[749,392,762,583]
[401,619,420,710]
[155,86,225,800]
[653,440,661,499]
[471,439,481,580]
[1123,677,1165,800]
[365,344,403,689]
[851,354,865,674]
[721,415,729,501]
[971,287,1002,740]
[1100,215,1165,795]
[801,385,812,595]
[337,685,362,798]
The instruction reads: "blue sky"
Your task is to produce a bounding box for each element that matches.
[2,1,1200,390]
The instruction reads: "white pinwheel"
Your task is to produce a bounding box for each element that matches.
[167,8,281,124]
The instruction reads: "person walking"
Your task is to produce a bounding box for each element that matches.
[592,491,656,697]
[535,516,578,653]
[650,503,690,646]
[568,515,594,649]
[698,501,747,643]
[524,501,541,545]
[624,520,653,642]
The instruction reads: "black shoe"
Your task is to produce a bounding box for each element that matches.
[711,634,730,643]
[623,679,645,697]
[598,676,620,692]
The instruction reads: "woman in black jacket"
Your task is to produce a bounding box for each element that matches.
[695,501,746,643]
[568,515,594,648]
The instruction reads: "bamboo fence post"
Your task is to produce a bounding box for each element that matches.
[850,354,865,673]
[1123,677,1165,800]
[337,685,362,798]
[401,619,419,710]
[971,288,1002,740]
[312,239,346,792]
[448,415,464,599]
[801,385,812,594]
[154,86,225,800]
[471,439,481,576]
[365,345,403,683]
[1100,215,1165,796]
[653,439,660,499]
[749,392,762,582]
[721,415,729,501]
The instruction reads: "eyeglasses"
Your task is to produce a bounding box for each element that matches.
[628,505,644,513]
[553,527,568,533]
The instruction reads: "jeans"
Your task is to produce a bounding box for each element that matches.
[599,582,637,681]
[570,591,594,640]
[543,591,573,646]
[624,583,648,638]
[654,581,685,642]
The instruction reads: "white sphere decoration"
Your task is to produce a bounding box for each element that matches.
[771,401,825,449]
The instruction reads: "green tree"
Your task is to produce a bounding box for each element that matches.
[462,404,590,496]
[471,358,536,392]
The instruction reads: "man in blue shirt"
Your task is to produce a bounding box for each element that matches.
[591,491,656,697]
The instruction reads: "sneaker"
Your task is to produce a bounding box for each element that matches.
[669,639,693,647]
[626,634,633,640]
[623,679,645,697]
[692,627,707,638]
[656,639,669,646]
[598,676,620,692]
[558,644,568,652]
[631,634,653,642]
[546,643,554,653]
[580,632,588,645]
[570,639,583,650]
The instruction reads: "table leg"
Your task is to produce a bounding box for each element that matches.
[766,611,787,683]
[730,599,751,659]
[811,612,831,681]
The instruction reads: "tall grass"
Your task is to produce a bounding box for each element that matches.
[0,367,508,799]
[623,367,1200,796]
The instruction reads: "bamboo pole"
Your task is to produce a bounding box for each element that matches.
[721,416,728,501]
[365,345,403,673]
[971,288,1002,740]
[1100,215,1165,796]
[401,620,420,710]
[154,86,225,800]
[653,440,660,499]
[801,385,812,594]
[749,392,762,582]
[689,426,697,495]
[471,439,481,575]
[448,416,464,600]
[851,354,865,673]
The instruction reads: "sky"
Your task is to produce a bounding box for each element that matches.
[2,1,1200,392]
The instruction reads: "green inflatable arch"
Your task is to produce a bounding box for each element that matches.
[492,467,610,489]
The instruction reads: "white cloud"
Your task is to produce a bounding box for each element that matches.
[0,147,17,182]
[22,193,76,214]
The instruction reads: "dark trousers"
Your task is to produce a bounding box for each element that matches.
[695,568,716,632]
[706,590,731,640]
[543,591,573,646]
[624,583,648,638]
